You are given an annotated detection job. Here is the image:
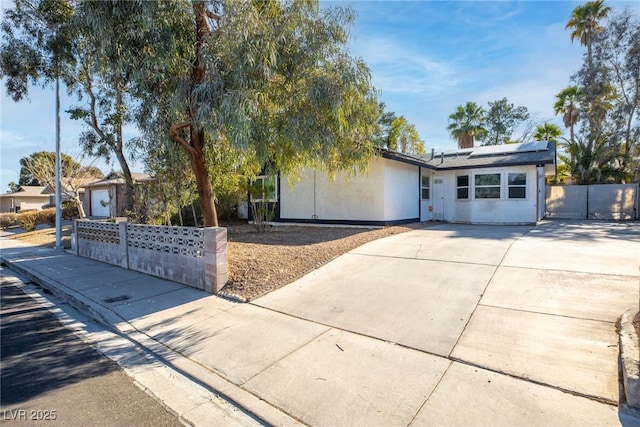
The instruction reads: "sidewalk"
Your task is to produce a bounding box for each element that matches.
[0,233,631,427]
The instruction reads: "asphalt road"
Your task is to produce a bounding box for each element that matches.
[0,278,183,427]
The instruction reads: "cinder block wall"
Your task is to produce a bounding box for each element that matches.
[75,220,228,293]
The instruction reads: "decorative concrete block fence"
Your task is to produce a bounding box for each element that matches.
[74,219,228,293]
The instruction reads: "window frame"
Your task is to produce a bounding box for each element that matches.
[507,172,527,199]
[474,173,501,200]
[456,174,469,200]
[421,175,430,200]
[250,175,278,203]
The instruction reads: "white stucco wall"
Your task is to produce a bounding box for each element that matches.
[280,157,419,223]
[383,160,419,221]
[432,166,539,224]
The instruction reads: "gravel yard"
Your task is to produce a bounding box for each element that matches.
[5,222,428,301]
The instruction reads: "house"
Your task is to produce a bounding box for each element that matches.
[252,141,556,225]
[83,172,155,218]
[0,186,51,213]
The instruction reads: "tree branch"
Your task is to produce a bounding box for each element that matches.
[170,122,196,156]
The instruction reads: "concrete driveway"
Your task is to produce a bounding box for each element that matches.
[254,221,639,424]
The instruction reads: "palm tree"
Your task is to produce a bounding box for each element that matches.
[554,86,581,146]
[566,0,611,69]
[447,102,487,149]
[533,123,562,144]
[559,135,623,184]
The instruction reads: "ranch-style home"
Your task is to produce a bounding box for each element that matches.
[0,186,51,213]
[251,141,556,225]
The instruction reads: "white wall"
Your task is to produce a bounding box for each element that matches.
[384,160,419,221]
[280,157,419,223]
[437,166,538,224]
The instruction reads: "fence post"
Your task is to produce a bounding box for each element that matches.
[204,227,228,293]
[118,221,129,269]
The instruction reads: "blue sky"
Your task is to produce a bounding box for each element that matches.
[1,0,639,191]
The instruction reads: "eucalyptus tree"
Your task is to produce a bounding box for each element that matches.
[447,102,487,149]
[588,9,640,178]
[387,116,425,155]
[0,0,75,100]
[113,0,379,227]
[480,98,530,146]
[1,0,140,214]
[533,123,563,144]
[566,0,611,70]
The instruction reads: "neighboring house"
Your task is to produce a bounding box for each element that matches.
[252,141,556,225]
[83,172,155,218]
[0,186,51,213]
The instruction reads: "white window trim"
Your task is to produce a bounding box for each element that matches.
[250,175,278,203]
[421,175,430,200]
[456,174,470,201]
[473,172,502,200]
[507,172,527,200]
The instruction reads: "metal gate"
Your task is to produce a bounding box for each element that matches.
[545,184,639,220]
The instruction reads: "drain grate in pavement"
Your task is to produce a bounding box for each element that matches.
[103,295,131,303]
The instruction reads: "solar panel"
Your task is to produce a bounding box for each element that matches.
[469,141,548,157]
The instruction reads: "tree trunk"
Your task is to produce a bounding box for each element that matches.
[114,85,135,214]
[190,127,218,227]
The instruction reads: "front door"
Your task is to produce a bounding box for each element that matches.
[432,176,444,220]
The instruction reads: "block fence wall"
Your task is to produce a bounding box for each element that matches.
[74,220,228,293]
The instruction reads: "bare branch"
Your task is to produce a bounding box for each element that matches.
[170,122,196,156]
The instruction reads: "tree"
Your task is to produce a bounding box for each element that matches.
[0,0,76,101]
[559,135,623,184]
[7,182,20,193]
[554,86,582,145]
[479,98,529,146]
[447,102,487,149]
[2,1,141,216]
[121,1,379,227]
[19,151,103,217]
[372,102,397,148]
[387,116,425,155]
[533,123,563,143]
[566,0,611,70]
[588,9,640,179]
[19,151,78,185]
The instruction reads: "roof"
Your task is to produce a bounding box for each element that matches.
[84,172,155,188]
[0,186,49,199]
[383,141,556,171]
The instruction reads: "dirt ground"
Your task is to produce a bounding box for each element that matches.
[5,222,428,301]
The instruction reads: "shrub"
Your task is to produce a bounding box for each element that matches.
[38,208,56,226]
[0,213,16,229]
[17,211,38,232]
[62,205,79,220]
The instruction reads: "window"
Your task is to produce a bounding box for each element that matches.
[456,175,469,199]
[508,172,526,199]
[421,175,430,200]
[250,175,277,202]
[474,173,501,199]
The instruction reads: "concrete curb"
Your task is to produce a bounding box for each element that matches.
[619,307,640,419]
[1,255,304,427]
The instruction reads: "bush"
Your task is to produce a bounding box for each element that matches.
[0,213,16,229]
[62,205,79,220]
[17,211,38,232]
[38,208,56,226]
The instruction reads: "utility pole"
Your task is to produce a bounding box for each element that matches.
[54,32,62,250]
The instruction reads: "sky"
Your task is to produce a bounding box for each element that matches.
[1,0,639,192]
